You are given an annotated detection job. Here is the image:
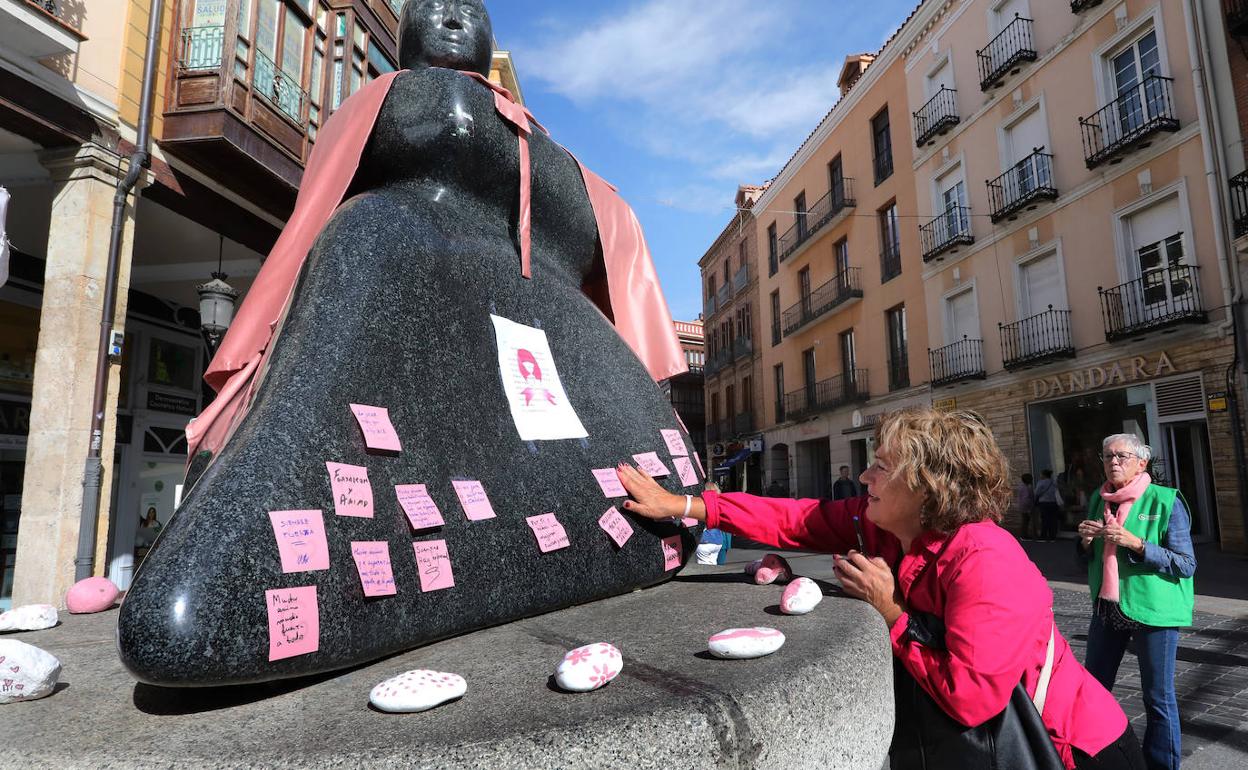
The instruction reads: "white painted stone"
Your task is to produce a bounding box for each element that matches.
[369,669,466,713]
[555,642,623,693]
[708,627,786,660]
[0,639,62,704]
[780,577,824,615]
[0,604,58,633]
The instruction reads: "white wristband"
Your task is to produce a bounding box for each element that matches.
[682,495,692,518]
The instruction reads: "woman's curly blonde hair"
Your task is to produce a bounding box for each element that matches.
[874,407,1010,534]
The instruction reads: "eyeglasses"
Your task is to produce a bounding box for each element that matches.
[1101,451,1139,464]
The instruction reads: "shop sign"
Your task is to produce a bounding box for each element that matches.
[933,397,957,412]
[0,399,30,436]
[1029,352,1175,400]
[1208,392,1228,413]
[844,409,883,434]
[146,391,198,416]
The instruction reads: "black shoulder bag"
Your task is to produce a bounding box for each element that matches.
[888,542,1064,770]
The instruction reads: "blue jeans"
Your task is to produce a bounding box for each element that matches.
[1085,606,1181,770]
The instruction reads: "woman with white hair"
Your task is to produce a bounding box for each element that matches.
[1078,433,1195,770]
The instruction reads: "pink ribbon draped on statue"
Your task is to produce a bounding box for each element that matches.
[187,69,686,461]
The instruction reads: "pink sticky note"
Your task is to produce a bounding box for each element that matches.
[395,484,444,530]
[673,457,698,488]
[681,517,700,528]
[413,539,455,592]
[591,468,627,497]
[661,536,682,571]
[268,510,330,573]
[526,513,570,553]
[327,462,374,517]
[350,541,397,597]
[451,479,497,521]
[632,452,671,477]
[660,429,688,457]
[693,452,705,477]
[349,403,402,452]
[266,585,319,661]
[598,506,634,548]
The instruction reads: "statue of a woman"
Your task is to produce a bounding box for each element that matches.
[118,0,698,687]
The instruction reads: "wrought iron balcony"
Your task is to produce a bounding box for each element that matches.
[734,411,755,436]
[771,321,781,347]
[920,206,974,263]
[1228,0,1248,38]
[704,293,717,318]
[777,179,857,262]
[874,152,894,186]
[977,15,1037,91]
[880,243,902,283]
[733,335,754,361]
[782,371,869,421]
[1000,306,1075,370]
[178,26,225,72]
[888,356,910,391]
[1071,0,1104,11]
[929,337,987,386]
[1230,171,1248,239]
[732,263,749,294]
[781,268,864,337]
[253,51,309,126]
[6,0,83,58]
[704,348,733,377]
[1080,75,1180,169]
[1098,265,1207,341]
[987,149,1057,222]
[913,87,959,147]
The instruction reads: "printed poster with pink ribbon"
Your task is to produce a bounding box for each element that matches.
[490,314,587,441]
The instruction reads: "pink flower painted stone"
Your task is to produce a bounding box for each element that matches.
[66,577,120,614]
[554,642,623,693]
[752,554,794,585]
[0,604,58,633]
[0,639,62,704]
[780,577,823,615]
[369,669,466,713]
[708,627,786,659]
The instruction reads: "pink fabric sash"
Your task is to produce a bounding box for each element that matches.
[1098,472,1152,602]
[188,69,685,461]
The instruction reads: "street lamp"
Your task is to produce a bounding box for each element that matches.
[197,236,238,355]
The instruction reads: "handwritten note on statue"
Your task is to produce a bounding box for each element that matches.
[591,468,627,498]
[598,506,634,549]
[673,457,699,488]
[490,314,587,441]
[526,513,570,553]
[632,452,670,478]
[413,539,455,592]
[660,429,688,457]
[451,479,497,521]
[349,403,402,452]
[350,541,397,597]
[395,484,444,531]
[327,461,374,517]
[268,509,330,573]
[661,536,682,571]
[266,585,319,661]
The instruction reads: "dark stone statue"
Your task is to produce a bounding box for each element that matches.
[117,0,697,687]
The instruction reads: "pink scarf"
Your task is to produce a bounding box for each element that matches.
[1098,472,1151,602]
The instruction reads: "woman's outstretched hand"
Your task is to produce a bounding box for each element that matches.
[615,463,704,521]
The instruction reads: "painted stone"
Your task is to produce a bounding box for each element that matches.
[708,628,786,660]
[752,554,794,586]
[554,642,623,693]
[743,559,763,577]
[66,577,121,614]
[0,639,62,704]
[0,604,58,633]
[780,577,823,615]
[369,669,467,713]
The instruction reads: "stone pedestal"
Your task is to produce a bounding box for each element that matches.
[12,144,135,606]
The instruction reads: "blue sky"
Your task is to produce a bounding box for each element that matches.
[486,0,920,321]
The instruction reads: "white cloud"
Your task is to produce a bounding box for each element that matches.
[655,182,739,215]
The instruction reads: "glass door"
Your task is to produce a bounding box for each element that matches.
[1161,421,1215,542]
[1112,30,1162,136]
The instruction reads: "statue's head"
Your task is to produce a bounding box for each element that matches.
[399,0,494,76]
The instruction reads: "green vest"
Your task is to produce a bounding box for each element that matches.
[1086,483,1194,627]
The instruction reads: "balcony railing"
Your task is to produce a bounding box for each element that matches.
[705,293,717,317]
[1071,0,1104,12]
[733,336,754,361]
[1079,75,1180,169]
[781,268,864,337]
[253,50,309,126]
[778,179,857,262]
[771,321,781,346]
[1230,170,1248,239]
[734,411,755,436]
[716,282,731,309]
[704,348,733,377]
[782,371,869,421]
[178,26,225,72]
[1098,265,1207,341]
[880,243,902,283]
[987,149,1057,222]
[977,15,1037,91]
[874,152,894,186]
[732,264,749,294]
[914,87,960,147]
[929,337,987,386]
[920,206,974,263]
[1000,306,1075,370]
[1227,0,1248,37]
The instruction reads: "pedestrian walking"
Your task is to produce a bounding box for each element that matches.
[1015,472,1036,539]
[1036,469,1064,540]
[832,465,860,500]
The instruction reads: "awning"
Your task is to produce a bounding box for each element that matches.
[713,447,752,475]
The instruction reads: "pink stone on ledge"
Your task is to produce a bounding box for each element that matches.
[66,577,120,614]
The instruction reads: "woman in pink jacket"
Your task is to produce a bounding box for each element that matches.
[617,408,1143,770]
